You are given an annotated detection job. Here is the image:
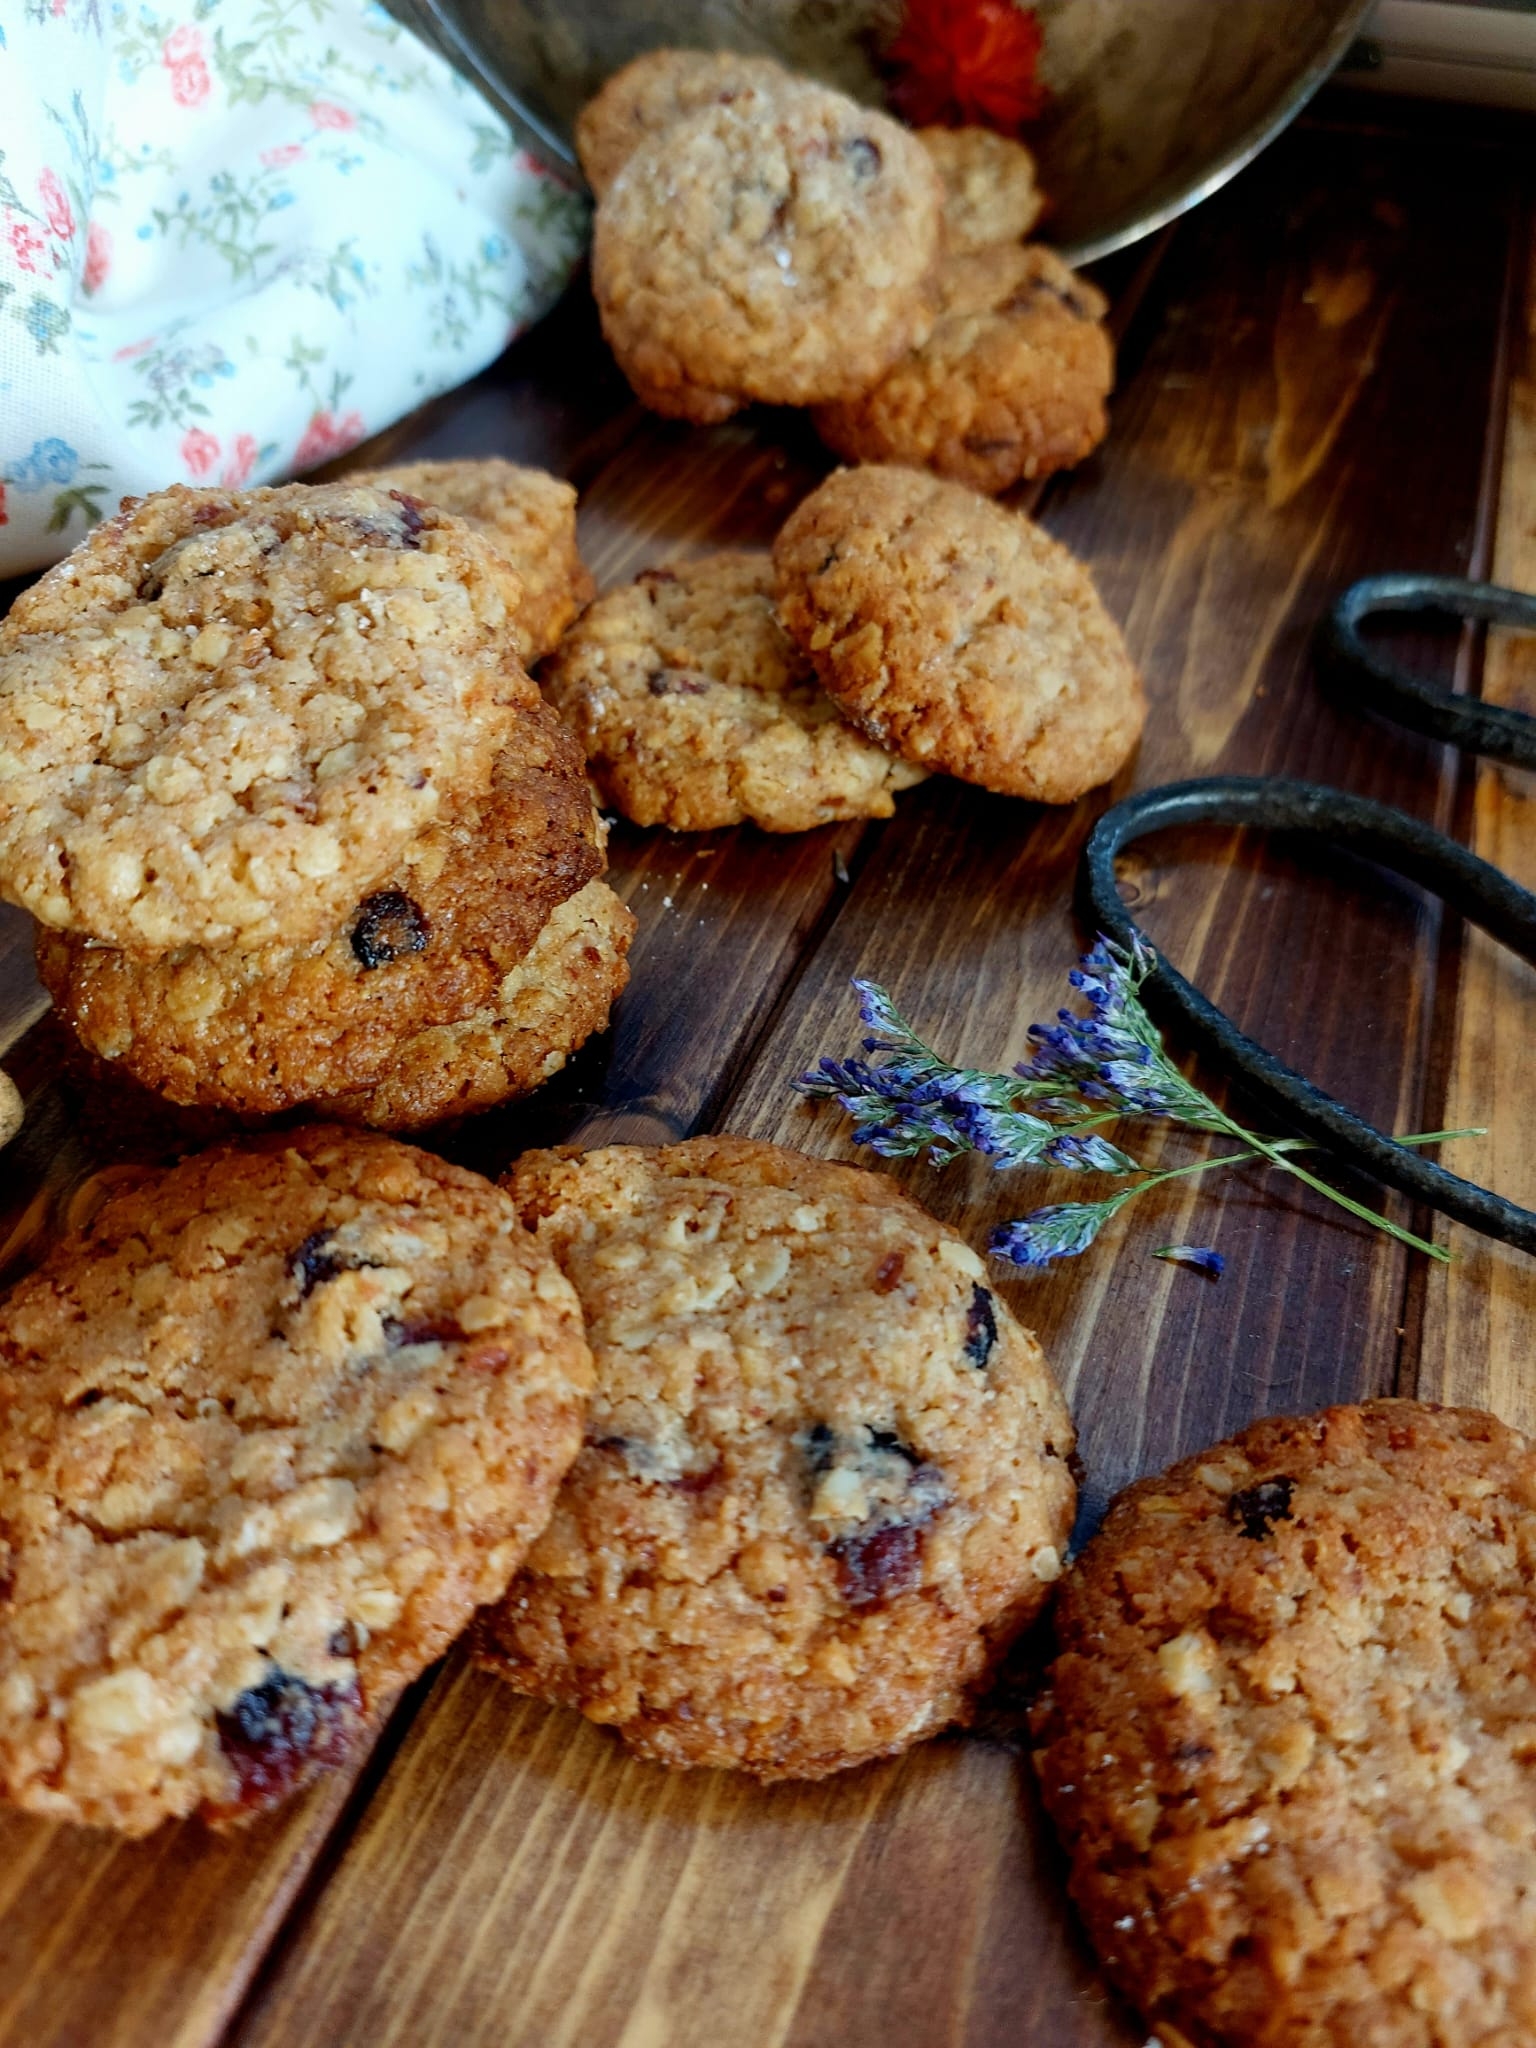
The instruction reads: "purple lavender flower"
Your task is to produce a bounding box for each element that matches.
[1153,1245,1226,1278]
[1043,1130,1141,1174]
[990,1201,1117,1267]
[792,942,1451,1273]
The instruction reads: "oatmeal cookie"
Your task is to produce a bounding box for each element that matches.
[37,698,603,1116]
[773,465,1143,801]
[1033,1401,1536,2048]
[541,553,924,832]
[576,47,792,199]
[349,458,594,664]
[315,878,634,1130]
[0,482,525,953]
[812,245,1112,494]
[592,82,943,423]
[919,127,1043,254]
[478,1136,1075,1778]
[0,1124,592,1835]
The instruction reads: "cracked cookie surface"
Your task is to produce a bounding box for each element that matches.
[348,458,594,664]
[773,464,1144,801]
[1033,1400,1536,2048]
[478,1135,1075,1778]
[0,1125,592,1835]
[919,126,1043,254]
[38,698,604,1117]
[592,81,942,422]
[0,482,523,953]
[812,245,1112,494]
[540,552,924,832]
[576,47,793,199]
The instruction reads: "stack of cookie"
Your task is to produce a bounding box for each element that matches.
[0,1123,1077,1830]
[577,48,1112,495]
[1,469,634,1128]
[544,463,1144,826]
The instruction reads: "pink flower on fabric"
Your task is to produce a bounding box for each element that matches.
[0,485,8,527]
[164,27,211,108]
[294,409,365,467]
[113,335,155,361]
[83,221,111,295]
[260,144,306,170]
[222,434,260,487]
[180,427,221,478]
[170,59,211,107]
[309,101,356,131]
[4,218,47,275]
[39,170,75,242]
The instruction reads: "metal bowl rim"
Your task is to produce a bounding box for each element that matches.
[413,0,1379,267]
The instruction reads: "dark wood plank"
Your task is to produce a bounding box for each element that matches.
[226,118,1520,2048]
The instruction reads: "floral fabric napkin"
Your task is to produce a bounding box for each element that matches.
[0,0,588,576]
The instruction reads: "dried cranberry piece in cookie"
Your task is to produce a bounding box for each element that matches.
[963,1284,998,1369]
[805,1423,950,1608]
[831,1520,926,1607]
[350,890,431,969]
[1226,1475,1296,1540]
[214,1665,364,1815]
[286,1228,386,1299]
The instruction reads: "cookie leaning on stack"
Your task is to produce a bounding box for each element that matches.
[4,471,634,1129]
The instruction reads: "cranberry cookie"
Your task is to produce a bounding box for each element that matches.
[349,457,594,664]
[576,47,792,199]
[774,465,1144,801]
[592,81,943,422]
[1034,1401,1536,2048]
[479,1136,1075,1778]
[314,879,635,1131]
[37,698,603,1118]
[0,1126,592,1835]
[919,127,1043,254]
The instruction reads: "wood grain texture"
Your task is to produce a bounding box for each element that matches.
[224,121,1523,2048]
[1418,202,1536,1420]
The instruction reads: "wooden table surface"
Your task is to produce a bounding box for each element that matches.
[1,91,1533,2048]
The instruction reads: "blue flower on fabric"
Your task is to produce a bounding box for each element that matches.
[5,438,80,491]
[24,298,71,356]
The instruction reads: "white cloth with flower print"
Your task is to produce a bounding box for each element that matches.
[0,0,588,576]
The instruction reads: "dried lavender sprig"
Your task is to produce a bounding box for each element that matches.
[796,942,1482,1268]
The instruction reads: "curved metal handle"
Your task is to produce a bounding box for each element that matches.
[1080,775,1536,1254]
[1317,573,1536,768]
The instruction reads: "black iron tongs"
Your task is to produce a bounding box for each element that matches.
[1079,574,1536,1255]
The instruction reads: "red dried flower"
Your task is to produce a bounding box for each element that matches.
[886,0,1047,133]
